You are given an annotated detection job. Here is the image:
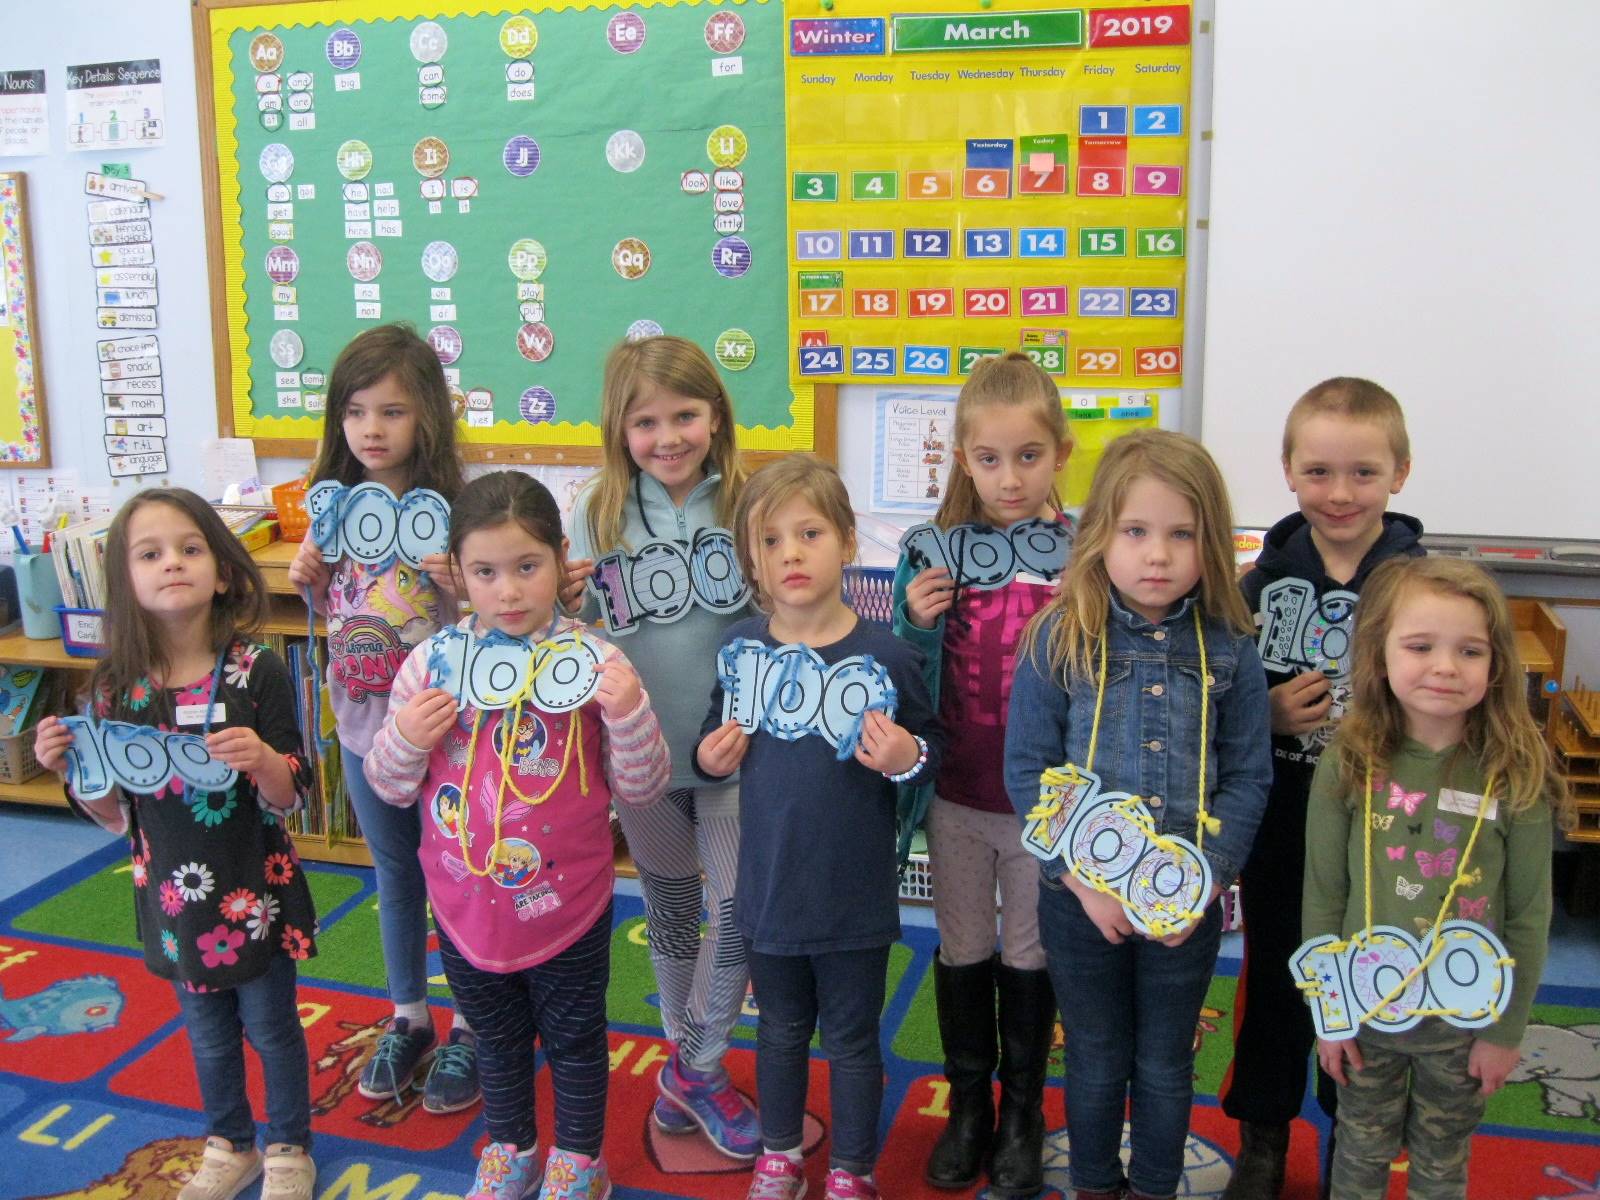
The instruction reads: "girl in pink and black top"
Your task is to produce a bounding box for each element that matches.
[890,353,1074,1198]
[367,471,669,1200]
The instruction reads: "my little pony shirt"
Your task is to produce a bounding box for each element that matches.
[325,558,445,757]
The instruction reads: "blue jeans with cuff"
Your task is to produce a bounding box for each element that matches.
[175,952,311,1150]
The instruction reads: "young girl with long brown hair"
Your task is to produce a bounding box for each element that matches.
[284,323,477,1112]
[1005,430,1273,1200]
[366,470,669,1200]
[35,488,318,1200]
[891,352,1073,1196]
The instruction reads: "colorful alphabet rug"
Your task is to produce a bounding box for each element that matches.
[3,840,1600,1198]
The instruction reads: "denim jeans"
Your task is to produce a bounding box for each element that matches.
[1038,876,1221,1198]
[350,748,428,1006]
[175,953,311,1150]
[745,941,890,1177]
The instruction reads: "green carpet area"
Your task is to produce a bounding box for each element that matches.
[606,912,915,1048]
[12,859,362,953]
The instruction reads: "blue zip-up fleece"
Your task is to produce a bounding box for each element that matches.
[1003,590,1273,889]
[570,471,754,789]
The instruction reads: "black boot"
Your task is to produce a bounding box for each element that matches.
[925,952,996,1189]
[989,962,1054,1198]
[1220,1121,1290,1200]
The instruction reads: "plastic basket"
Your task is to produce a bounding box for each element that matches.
[898,851,934,903]
[843,565,894,627]
[54,606,107,657]
[0,722,42,784]
[1221,882,1244,932]
[272,477,311,543]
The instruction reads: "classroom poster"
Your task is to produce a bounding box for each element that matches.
[872,390,955,513]
[0,71,50,158]
[0,174,45,463]
[786,1,1191,394]
[65,60,166,151]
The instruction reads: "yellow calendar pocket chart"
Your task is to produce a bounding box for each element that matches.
[786,0,1191,398]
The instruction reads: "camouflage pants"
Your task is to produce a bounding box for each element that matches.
[1330,1022,1485,1200]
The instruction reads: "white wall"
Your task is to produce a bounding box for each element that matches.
[1,1,307,496]
[1202,0,1600,539]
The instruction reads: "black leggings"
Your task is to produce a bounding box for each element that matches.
[437,904,612,1155]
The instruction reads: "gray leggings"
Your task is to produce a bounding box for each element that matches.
[928,796,1046,970]
[619,782,748,1071]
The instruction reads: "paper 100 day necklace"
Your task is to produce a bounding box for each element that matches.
[445,626,594,880]
[1020,606,1217,938]
[1292,762,1514,1040]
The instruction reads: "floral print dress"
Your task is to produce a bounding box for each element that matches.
[75,638,319,991]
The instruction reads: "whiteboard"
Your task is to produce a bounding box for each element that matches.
[1201,1,1600,539]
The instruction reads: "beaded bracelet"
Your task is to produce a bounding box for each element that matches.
[882,735,929,783]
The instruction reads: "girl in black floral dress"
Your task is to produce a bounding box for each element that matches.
[36,489,318,1200]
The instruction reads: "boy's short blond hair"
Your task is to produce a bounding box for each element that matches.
[1281,377,1410,465]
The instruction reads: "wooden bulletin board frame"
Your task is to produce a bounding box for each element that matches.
[0,173,49,468]
[192,0,828,469]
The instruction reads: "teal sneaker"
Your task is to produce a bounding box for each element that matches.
[358,1016,436,1101]
[423,1029,481,1114]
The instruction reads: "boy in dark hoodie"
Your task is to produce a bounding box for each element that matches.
[1220,378,1422,1200]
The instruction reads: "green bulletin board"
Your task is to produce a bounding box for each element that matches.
[200,0,799,458]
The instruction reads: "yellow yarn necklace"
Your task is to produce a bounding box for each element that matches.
[1027,605,1219,933]
[454,629,591,879]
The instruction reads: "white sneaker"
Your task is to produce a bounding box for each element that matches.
[178,1137,262,1200]
[260,1143,317,1200]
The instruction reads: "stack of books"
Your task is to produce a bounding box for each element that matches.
[50,506,272,612]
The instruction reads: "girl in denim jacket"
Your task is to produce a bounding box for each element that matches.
[1004,430,1273,1200]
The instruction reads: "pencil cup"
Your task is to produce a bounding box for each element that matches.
[16,553,64,640]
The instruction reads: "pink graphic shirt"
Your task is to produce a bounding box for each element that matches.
[938,574,1057,813]
[322,558,445,757]
[365,616,670,972]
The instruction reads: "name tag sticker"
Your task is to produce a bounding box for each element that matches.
[175,703,227,726]
[1437,788,1496,821]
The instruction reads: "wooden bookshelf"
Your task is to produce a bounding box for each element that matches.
[0,773,70,808]
[0,629,90,670]
[255,537,299,596]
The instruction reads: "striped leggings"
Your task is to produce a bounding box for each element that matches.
[435,905,612,1156]
[618,783,747,1072]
